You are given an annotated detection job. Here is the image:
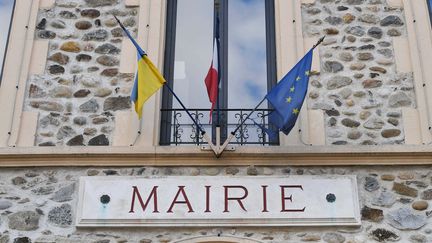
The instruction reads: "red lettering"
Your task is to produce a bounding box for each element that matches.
[205,185,211,213]
[167,186,194,213]
[224,185,248,212]
[262,185,268,212]
[129,186,159,213]
[280,185,305,212]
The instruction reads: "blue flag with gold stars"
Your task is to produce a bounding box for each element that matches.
[266,48,314,135]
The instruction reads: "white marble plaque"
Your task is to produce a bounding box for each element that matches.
[76,176,360,227]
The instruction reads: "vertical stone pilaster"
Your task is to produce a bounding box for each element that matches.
[29,40,49,75]
[402,108,421,144]
[16,111,39,146]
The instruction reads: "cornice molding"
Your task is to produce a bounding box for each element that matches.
[0,145,431,167]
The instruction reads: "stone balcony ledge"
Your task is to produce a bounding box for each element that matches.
[0,145,431,167]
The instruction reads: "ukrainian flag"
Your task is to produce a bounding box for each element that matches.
[130,55,166,118]
[114,16,166,118]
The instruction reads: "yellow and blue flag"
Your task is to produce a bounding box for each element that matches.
[114,16,166,118]
[266,48,313,135]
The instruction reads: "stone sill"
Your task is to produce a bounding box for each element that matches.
[0,145,431,167]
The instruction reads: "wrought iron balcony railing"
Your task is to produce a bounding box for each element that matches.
[160,108,279,146]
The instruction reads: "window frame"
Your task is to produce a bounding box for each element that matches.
[0,0,17,86]
[160,0,277,146]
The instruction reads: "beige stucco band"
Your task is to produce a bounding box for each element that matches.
[402,108,422,145]
[0,0,44,147]
[114,0,167,147]
[402,0,432,144]
[276,0,325,146]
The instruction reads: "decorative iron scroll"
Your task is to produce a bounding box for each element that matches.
[161,108,278,146]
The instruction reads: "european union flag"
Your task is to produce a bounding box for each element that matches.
[266,48,314,135]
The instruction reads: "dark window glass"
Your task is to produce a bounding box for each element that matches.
[0,0,15,84]
[428,0,432,25]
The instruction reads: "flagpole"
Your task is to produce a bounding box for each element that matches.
[215,3,221,146]
[217,97,266,157]
[163,84,205,135]
[115,15,218,154]
[113,15,146,55]
[313,35,326,49]
[218,36,326,156]
[163,83,219,154]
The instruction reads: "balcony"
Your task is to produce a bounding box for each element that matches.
[160,108,278,146]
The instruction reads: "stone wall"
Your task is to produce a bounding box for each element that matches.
[0,166,431,242]
[25,0,138,146]
[302,0,416,145]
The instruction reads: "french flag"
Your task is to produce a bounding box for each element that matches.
[204,37,219,123]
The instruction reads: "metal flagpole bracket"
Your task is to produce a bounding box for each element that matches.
[200,126,236,157]
[200,144,236,152]
[201,132,220,156]
[217,132,236,157]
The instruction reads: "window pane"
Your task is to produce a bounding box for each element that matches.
[227,0,269,144]
[228,0,267,109]
[0,0,14,80]
[429,0,432,25]
[173,0,213,110]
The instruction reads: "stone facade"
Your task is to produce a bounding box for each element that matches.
[20,0,418,147]
[2,0,430,242]
[0,166,431,242]
[303,0,415,145]
[25,0,138,147]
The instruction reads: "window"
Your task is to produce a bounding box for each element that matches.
[161,0,276,146]
[0,0,15,84]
